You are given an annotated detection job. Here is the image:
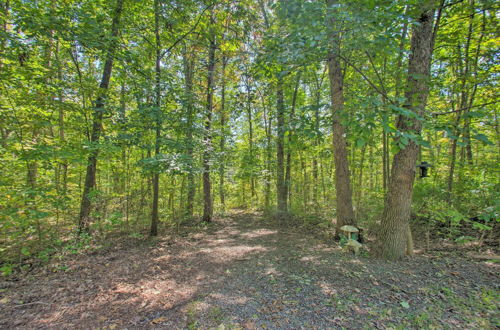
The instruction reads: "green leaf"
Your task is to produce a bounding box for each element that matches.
[472,222,492,231]
[356,138,366,148]
[473,134,493,145]
[21,247,30,256]
[1,264,13,276]
[400,301,410,309]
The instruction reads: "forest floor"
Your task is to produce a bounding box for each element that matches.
[0,210,498,329]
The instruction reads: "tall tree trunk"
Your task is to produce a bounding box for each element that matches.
[202,11,216,222]
[447,0,480,198]
[150,0,161,236]
[312,69,325,206]
[285,71,301,209]
[262,95,272,211]
[326,0,356,233]
[379,1,437,259]
[276,76,287,213]
[245,75,256,199]
[219,56,228,210]
[183,49,196,218]
[79,0,124,234]
[55,40,68,194]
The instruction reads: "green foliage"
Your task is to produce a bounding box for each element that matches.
[0,0,498,272]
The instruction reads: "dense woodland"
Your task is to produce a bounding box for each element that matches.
[0,0,499,272]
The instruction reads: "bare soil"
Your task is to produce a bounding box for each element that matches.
[0,210,498,329]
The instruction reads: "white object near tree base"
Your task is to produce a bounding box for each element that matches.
[345,239,362,255]
[340,225,359,240]
[340,225,359,233]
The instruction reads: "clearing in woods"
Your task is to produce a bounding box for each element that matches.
[0,210,498,329]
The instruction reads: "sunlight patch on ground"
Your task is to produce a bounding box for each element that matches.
[240,228,278,239]
[318,281,338,297]
[209,292,251,305]
[198,245,268,259]
[299,255,322,265]
[109,279,198,310]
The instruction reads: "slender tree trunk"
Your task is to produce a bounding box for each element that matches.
[219,56,228,210]
[202,11,216,222]
[276,76,287,213]
[379,2,437,259]
[55,40,68,194]
[285,72,301,209]
[447,0,480,198]
[262,97,272,211]
[150,0,162,236]
[355,144,366,212]
[312,70,324,206]
[79,0,124,234]
[326,0,356,233]
[245,75,256,199]
[183,49,196,218]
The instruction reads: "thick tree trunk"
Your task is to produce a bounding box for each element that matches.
[79,0,124,234]
[150,0,161,236]
[202,11,216,222]
[379,2,437,259]
[326,0,356,233]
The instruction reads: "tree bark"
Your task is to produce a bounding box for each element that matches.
[276,76,287,213]
[79,0,124,234]
[379,2,437,259]
[245,74,256,199]
[261,93,272,211]
[326,0,356,233]
[219,56,228,210]
[285,71,301,209]
[150,0,162,236]
[182,48,196,218]
[202,10,216,222]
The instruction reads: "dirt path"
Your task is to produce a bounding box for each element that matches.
[1,211,498,329]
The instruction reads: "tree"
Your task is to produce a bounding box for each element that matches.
[378,1,440,259]
[150,0,162,236]
[326,0,356,233]
[202,9,217,223]
[79,0,125,234]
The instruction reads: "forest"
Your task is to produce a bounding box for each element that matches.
[0,0,499,328]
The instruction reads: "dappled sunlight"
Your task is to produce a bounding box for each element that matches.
[317,281,339,297]
[209,292,251,305]
[4,211,498,329]
[198,244,269,260]
[240,228,278,239]
[299,255,323,266]
[263,265,282,277]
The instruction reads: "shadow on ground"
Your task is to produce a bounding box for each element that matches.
[0,210,498,329]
